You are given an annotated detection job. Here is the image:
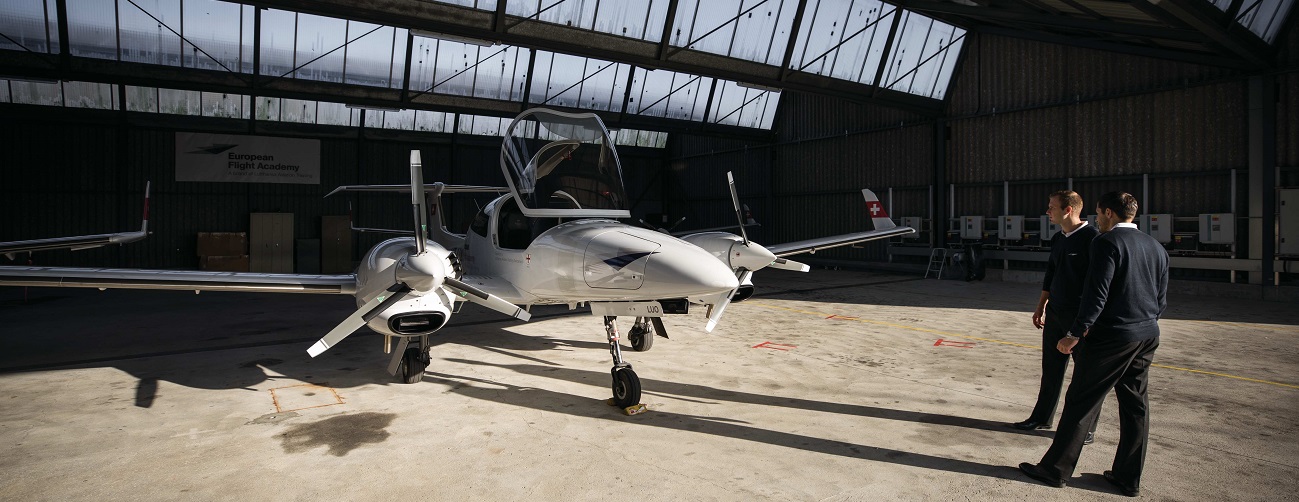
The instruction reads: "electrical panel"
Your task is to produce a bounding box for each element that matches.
[1039,216,1060,241]
[998,215,1023,240]
[1140,214,1173,244]
[900,216,922,239]
[961,216,984,239]
[1281,189,1299,255]
[1198,213,1234,244]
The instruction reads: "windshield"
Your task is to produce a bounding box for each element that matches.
[500,109,630,219]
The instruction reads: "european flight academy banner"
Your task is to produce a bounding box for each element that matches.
[175,132,320,184]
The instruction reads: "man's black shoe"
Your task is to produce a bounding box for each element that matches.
[1083,432,1095,445]
[1010,419,1052,430]
[1018,463,1065,488]
[1103,470,1139,497]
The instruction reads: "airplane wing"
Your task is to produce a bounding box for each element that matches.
[1,182,151,259]
[0,266,356,294]
[326,183,510,196]
[764,189,916,257]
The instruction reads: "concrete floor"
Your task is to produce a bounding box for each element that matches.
[0,270,1295,501]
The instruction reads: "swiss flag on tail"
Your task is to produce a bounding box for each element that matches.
[860,189,896,230]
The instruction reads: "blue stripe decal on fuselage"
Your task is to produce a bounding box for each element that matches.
[603,252,656,270]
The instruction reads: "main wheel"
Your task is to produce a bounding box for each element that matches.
[611,367,641,408]
[397,347,427,384]
[628,324,654,352]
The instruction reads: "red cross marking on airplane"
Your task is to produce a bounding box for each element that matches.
[866,200,886,217]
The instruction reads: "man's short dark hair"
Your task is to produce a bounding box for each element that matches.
[1097,191,1139,221]
[1050,190,1083,213]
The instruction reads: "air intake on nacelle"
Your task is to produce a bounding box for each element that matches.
[388,312,449,335]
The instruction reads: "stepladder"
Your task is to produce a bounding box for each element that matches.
[924,248,947,279]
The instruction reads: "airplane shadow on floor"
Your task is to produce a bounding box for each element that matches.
[419,366,1030,482]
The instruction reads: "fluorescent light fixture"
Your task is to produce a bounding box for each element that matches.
[346,103,405,112]
[736,81,781,93]
[409,29,497,47]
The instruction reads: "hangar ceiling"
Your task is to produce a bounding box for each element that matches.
[0,0,1292,138]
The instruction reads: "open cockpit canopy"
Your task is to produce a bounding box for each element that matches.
[500,109,630,219]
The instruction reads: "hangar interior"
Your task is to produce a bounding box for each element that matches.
[1,0,1296,295]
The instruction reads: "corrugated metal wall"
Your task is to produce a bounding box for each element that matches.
[662,27,1297,269]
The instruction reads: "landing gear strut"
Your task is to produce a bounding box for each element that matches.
[604,316,641,408]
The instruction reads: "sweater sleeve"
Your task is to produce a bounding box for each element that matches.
[1042,235,1057,292]
[1070,236,1118,336]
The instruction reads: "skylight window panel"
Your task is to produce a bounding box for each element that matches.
[788,0,851,75]
[125,85,157,112]
[594,1,670,42]
[343,22,398,88]
[66,0,116,60]
[709,80,779,129]
[316,102,356,126]
[259,9,297,78]
[180,0,244,72]
[828,4,894,83]
[409,34,528,102]
[881,12,964,99]
[726,0,800,66]
[506,0,595,32]
[160,87,201,115]
[528,51,629,112]
[293,13,346,83]
[8,79,61,105]
[415,110,455,132]
[279,98,316,123]
[62,80,115,109]
[0,0,59,53]
[458,114,508,136]
[629,68,712,122]
[670,0,740,56]
[1235,0,1292,42]
[118,0,182,66]
[436,0,492,10]
[380,109,417,130]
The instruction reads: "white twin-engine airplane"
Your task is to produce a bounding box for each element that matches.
[0,109,913,409]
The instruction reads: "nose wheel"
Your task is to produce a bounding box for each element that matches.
[392,336,431,384]
[604,316,642,409]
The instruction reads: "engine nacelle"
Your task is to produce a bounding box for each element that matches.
[367,287,454,336]
[731,274,755,302]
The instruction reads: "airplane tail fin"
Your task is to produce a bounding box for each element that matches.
[861,189,896,231]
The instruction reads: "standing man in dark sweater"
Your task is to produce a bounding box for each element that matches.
[1019,191,1169,497]
[1011,190,1100,446]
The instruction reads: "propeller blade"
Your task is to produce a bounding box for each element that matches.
[307,284,412,357]
[768,257,811,272]
[410,150,428,254]
[726,171,748,245]
[444,277,531,322]
[705,270,752,332]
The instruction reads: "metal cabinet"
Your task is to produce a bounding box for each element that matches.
[250,213,294,273]
[321,215,353,273]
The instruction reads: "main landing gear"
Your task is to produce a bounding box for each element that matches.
[604,316,641,409]
[627,316,669,352]
[389,335,431,384]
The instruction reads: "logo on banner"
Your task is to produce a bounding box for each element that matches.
[176,133,320,185]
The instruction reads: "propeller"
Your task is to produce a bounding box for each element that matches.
[726,171,748,245]
[307,150,531,358]
[705,270,751,333]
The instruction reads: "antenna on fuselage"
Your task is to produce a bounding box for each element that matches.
[410,150,428,254]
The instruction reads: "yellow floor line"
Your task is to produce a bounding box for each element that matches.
[748,301,1299,390]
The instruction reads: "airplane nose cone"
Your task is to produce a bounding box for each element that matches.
[729,242,777,271]
[644,245,738,296]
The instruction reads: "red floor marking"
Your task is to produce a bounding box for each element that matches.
[934,339,976,348]
[753,341,797,351]
[825,314,860,321]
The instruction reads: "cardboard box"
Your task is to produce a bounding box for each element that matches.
[200,255,249,272]
[197,232,247,257]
